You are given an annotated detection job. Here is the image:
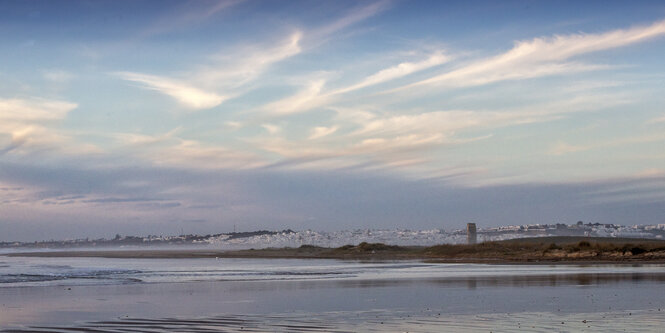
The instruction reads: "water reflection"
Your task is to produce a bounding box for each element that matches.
[4,309,665,333]
[331,272,665,289]
[2,261,665,329]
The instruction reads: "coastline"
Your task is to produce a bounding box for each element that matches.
[6,236,665,264]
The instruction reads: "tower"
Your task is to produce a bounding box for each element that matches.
[466,223,477,245]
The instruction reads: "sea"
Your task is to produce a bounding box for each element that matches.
[1,252,665,332]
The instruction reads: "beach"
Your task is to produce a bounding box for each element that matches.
[2,253,665,332]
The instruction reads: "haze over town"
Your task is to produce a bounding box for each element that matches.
[1,0,665,241]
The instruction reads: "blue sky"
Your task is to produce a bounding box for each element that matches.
[1,0,665,241]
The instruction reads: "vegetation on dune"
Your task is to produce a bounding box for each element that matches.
[288,237,665,261]
[333,242,403,253]
[7,237,665,262]
[422,238,665,260]
[298,244,323,249]
[287,238,665,260]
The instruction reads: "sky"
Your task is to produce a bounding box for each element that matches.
[1,0,665,241]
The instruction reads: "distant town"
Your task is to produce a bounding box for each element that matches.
[2,222,665,250]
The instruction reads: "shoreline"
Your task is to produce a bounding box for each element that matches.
[6,251,665,265]
[5,236,665,264]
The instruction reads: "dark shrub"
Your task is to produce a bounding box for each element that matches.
[578,241,591,248]
[358,242,398,251]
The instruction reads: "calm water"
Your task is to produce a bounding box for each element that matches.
[1,255,665,331]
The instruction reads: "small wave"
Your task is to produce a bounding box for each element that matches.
[268,271,345,276]
[0,269,144,284]
[35,264,74,270]
[140,270,347,278]
[0,274,63,283]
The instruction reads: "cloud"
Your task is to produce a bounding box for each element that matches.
[249,93,628,177]
[253,110,499,166]
[262,52,449,115]
[350,100,582,140]
[311,0,391,38]
[198,32,303,88]
[549,134,665,156]
[115,72,226,110]
[0,98,78,154]
[647,114,665,124]
[116,31,303,110]
[399,19,665,90]
[581,176,665,205]
[308,126,338,140]
[82,197,165,204]
[352,110,490,137]
[261,124,282,135]
[0,98,76,122]
[117,1,389,112]
[147,140,266,169]
[225,121,243,129]
[113,127,181,146]
[264,79,327,115]
[549,142,590,155]
[333,52,450,94]
[2,156,664,241]
[636,168,665,178]
[355,134,448,151]
[43,69,74,83]
[113,130,266,169]
[138,0,242,39]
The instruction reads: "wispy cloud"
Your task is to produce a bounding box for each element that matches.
[0,98,75,122]
[43,69,74,83]
[115,72,226,110]
[0,98,78,154]
[353,93,624,138]
[116,32,302,110]
[398,19,665,90]
[263,51,448,115]
[113,130,266,170]
[310,0,391,39]
[263,79,327,115]
[261,124,282,135]
[113,128,181,146]
[647,114,665,124]
[549,133,665,155]
[333,52,449,94]
[117,1,390,112]
[152,139,266,169]
[549,142,591,155]
[249,93,629,179]
[138,0,242,39]
[197,32,303,89]
[636,168,665,178]
[308,126,338,140]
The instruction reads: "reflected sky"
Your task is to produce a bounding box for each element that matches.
[1,258,665,329]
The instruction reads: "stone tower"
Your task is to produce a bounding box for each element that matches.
[466,223,477,244]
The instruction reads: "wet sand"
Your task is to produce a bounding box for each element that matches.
[2,262,665,331]
[3,309,664,333]
[3,247,665,332]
